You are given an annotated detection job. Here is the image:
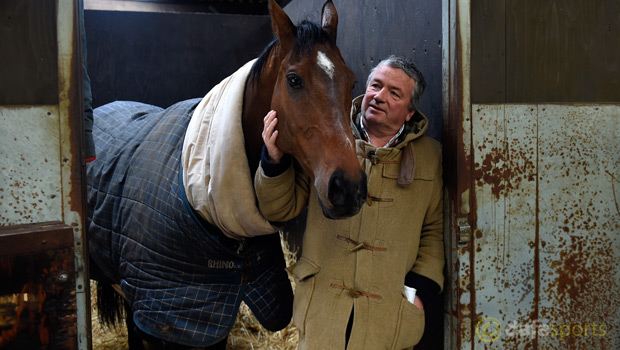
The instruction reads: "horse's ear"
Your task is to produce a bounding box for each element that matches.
[269,0,296,51]
[321,0,338,44]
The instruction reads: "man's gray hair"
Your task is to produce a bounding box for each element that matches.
[366,55,426,112]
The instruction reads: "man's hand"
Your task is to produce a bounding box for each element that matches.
[413,295,424,311]
[262,110,284,164]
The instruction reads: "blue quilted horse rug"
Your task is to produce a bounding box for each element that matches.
[87,60,293,347]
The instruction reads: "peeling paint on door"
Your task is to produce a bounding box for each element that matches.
[471,104,620,349]
[0,106,63,225]
[537,105,620,349]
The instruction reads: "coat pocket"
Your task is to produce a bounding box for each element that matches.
[287,257,320,334]
[391,296,426,349]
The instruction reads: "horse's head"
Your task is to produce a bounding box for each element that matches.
[268,0,367,219]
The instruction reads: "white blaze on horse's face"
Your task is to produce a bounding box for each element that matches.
[317,51,335,79]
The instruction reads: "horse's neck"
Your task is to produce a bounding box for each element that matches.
[242,55,280,177]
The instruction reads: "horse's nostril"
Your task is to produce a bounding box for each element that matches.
[328,171,348,207]
[327,170,368,217]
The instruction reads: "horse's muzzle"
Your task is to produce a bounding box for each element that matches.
[322,170,367,219]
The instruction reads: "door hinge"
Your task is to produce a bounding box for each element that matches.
[457,217,471,244]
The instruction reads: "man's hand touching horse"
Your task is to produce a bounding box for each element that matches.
[262,110,284,164]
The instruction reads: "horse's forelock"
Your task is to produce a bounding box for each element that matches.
[249,20,333,86]
[294,20,333,55]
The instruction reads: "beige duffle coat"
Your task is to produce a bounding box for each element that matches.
[255,96,444,350]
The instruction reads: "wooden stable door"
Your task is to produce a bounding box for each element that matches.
[444,0,620,349]
[0,0,89,349]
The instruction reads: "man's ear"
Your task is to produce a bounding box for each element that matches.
[405,109,416,122]
[269,0,296,51]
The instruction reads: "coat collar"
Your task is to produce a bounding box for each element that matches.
[350,95,430,185]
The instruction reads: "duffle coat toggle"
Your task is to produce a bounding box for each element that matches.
[329,283,383,300]
[336,235,387,252]
[359,150,398,165]
[366,194,394,206]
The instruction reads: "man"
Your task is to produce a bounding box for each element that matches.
[255,55,444,349]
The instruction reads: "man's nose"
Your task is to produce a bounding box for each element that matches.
[374,87,387,102]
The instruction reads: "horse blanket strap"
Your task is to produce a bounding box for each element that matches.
[87,100,292,347]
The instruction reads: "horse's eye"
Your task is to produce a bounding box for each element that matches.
[287,74,304,89]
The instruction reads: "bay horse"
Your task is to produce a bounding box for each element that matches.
[88,0,366,349]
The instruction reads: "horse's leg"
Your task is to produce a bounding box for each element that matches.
[124,305,146,350]
[90,257,141,348]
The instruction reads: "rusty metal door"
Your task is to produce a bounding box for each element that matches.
[0,0,89,349]
[444,0,620,349]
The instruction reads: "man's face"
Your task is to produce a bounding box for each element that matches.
[361,65,416,136]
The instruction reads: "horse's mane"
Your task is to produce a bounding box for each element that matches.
[249,20,334,86]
